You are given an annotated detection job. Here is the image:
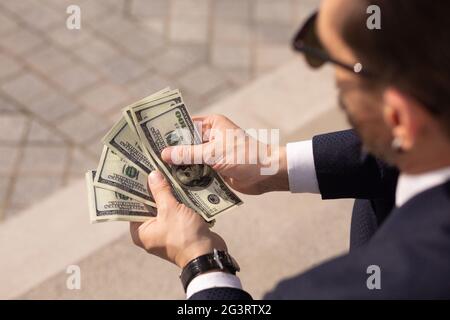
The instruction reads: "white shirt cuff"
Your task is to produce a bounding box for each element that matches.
[286,140,320,193]
[186,271,242,299]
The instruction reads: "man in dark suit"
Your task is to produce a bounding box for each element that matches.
[130,0,450,299]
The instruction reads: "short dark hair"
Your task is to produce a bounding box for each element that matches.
[341,0,450,136]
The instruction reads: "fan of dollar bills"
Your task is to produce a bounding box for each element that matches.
[85,88,243,224]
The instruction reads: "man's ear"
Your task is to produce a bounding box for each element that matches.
[382,88,425,151]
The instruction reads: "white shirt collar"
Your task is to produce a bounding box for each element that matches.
[396,166,450,207]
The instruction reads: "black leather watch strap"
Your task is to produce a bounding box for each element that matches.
[180,249,240,292]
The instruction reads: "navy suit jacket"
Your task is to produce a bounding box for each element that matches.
[190,130,450,299]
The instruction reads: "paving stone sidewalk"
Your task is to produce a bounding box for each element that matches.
[0,0,319,221]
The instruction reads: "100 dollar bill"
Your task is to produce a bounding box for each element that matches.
[94,146,156,206]
[135,103,242,221]
[86,170,156,223]
[130,89,183,127]
[102,117,156,173]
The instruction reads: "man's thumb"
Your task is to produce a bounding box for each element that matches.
[148,171,176,208]
[161,144,207,165]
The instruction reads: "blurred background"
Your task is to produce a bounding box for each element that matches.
[0,0,352,299]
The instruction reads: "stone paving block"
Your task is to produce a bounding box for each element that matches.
[97,0,125,11]
[77,0,124,12]
[0,12,19,36]
[25,92,79,122]
[27,121,65,144]
[51,64,100,94]
[211,43,251,69]
[73,38,120,66]
[86,138,106,158]
[106,109,127,124]
[0,53,22,80]
[202,84,235,107]
[255,23,295,46]
[241,61,337,136]
[67,148,97,176]
[1,73,53,105]
[56,110,111,144]
[9,174,63,209]
[24,46,73,74]
[0,176,10,205]
[49,27,92,48]
[293,0,320,23]
[20,145,68,173]
[3,204,30,220]
[140,18,166,37]
[42,0,81,10]
[79,83,129,115]
[125,74,171,100]
[148,45,207,76]
[213,20,251,44]
[0,114,27,143]
[0,146,20,175]
[20,233,183,299]
[171,0,210,18]
[219,68,252,87]
[0,96,18,112]
[0,28,43,55]
[0,0,306,223]
[255,44,295,75]
[117,29,165,59]
[178,65,228,98]
[77,0,115,21]
[1,0,39,15]
[20,4,64,31]
[90,16,137,41]
[98,55,147,85]
[254,0,293,24]
[169,18,209,44]
[130,0,169,18]
[213,0,250,21]
[179,91,204,113]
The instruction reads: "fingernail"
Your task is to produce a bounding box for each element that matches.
[149,170,164,184]
[161,148,171,160]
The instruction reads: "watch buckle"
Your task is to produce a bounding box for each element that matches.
[213,248,224,269]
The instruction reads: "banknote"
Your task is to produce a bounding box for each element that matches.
[121,89,185,173]
[102,117,156,173]
[135,102,242,222]
[122,87,172,134]
[94,146,155,206]
[87,88,242,225]
[86,170,156,223]
[131,89,183,125]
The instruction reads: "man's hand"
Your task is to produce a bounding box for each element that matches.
[130,170,227,268]
[161,114,289,195]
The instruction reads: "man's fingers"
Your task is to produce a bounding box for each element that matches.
[148,171,178,212]
[192,115,214,127]
[161,142,213,165]
[130,218,157,248]
[192,115,219,142]
[130,222,144,247]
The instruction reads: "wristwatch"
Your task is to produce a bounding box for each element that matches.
[180,249,240,292]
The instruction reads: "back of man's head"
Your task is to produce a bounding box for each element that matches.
[340,0,450,138]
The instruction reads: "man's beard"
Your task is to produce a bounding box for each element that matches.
[338,94,395,164]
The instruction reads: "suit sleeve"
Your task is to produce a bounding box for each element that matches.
[312,129,398,199]
[263,190,450,299]
[189,287,253,300]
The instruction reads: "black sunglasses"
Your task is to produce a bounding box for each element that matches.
[292,11,444,115]
[292,11,372,77]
